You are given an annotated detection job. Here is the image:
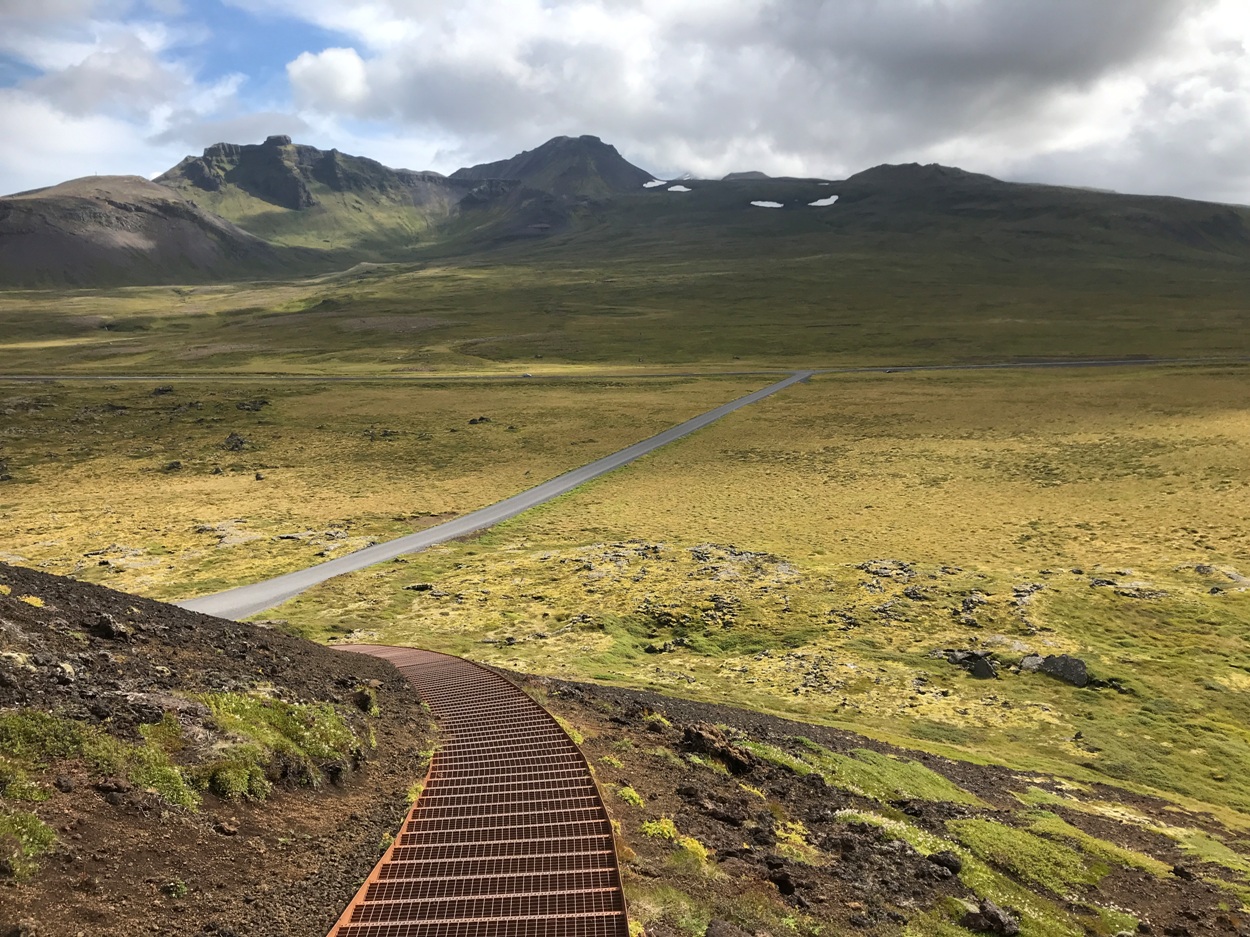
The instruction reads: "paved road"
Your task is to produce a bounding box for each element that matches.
[178,370,814,620]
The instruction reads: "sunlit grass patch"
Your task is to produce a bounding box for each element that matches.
[1024,810,1170,877]
[948,818,1107,893]
[796,740,983,805]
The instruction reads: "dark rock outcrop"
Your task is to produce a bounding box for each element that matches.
[1039,654,1089,687]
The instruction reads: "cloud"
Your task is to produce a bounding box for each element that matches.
[268,0,1250,202]
[0,88,186,194]
[0,2,270,191]
[2,0,1248,202]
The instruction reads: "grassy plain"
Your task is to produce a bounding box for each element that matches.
[0,234,1247,375]
[0,376,759,601]
[272,366,1250,825]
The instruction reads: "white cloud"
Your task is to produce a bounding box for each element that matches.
[288,47,371,112]
[2,0,1249,202]
[0,88,186,193]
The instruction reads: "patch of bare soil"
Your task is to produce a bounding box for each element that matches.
[0,565,433,937]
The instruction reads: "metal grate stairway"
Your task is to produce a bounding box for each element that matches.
[328,646,631,937]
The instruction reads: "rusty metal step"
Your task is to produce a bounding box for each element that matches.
[328,646,630,937]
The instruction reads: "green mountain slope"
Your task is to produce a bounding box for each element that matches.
[155,135,469,259]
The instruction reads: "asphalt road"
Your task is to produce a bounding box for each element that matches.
[177,370,815,620]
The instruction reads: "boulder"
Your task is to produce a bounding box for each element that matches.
[971,657,998,680]
[928,850,962,874]
[682,723,755,775]
[961,899,1020,936]
[1019,654,1043,673]
[89,613,133,641]
[1040,654,1089,687]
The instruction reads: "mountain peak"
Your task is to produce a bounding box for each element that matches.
[843,162,1003,189]
[451,135,652,198]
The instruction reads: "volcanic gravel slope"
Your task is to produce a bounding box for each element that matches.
[0,563,434,937]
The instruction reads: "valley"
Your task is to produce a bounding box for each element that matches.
[2,131,1249,937]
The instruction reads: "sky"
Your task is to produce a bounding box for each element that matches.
[1,0,1248,202]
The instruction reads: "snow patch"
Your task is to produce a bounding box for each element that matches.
[668,185,692,192]
[808,195,839,207]
[750,200,783,208]
[818,181,831,186]
[643,180,666,188]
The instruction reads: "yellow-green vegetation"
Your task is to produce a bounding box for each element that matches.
[0,808,56,881]
[1024,811,1170,877]
[641,817,681,840]
[617,785,645,808]
[838,809,1090,937]
[552,715,585,746]
[947,818,1107,893]
[2,200,1248,374]
[279,366,1250,826]
[602,755,624,769]
[774,819,822,866]
[192,692,361,799]
[640,816,712,870]
[0,710,197,809]
[0,376,757,600]
[795,739,984,805]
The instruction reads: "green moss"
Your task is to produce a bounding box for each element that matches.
[840,810,1087,937]
[0,710,199,809]
[642,817,680,840]
[191,744,272,800]
[1174,829,1250,875]
[740,741,815,776]
[190,692,361,799]
[1026,811,1169,876]
[0,758,48,803]
[0,711,85,762]
[617,785,645,808]
[0,807,55,880]
[948,818,1107,893]
[798,740,983,805]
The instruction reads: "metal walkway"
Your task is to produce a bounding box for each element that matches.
[328,646,631,937]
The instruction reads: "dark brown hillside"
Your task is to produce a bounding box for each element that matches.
[0,176,289,288]
[0,564,433,937]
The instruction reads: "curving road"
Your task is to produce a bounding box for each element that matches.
[178,370,814,620]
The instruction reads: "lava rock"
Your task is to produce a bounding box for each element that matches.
[961,898,1020,935]
[928,851,962,874]
[1039,654,1089,687]
[223,432,248,452]
[89,613,133,641]
[971,657,998,680]
[682,723,756,775]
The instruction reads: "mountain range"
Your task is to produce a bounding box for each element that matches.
[2,133,1249,287]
